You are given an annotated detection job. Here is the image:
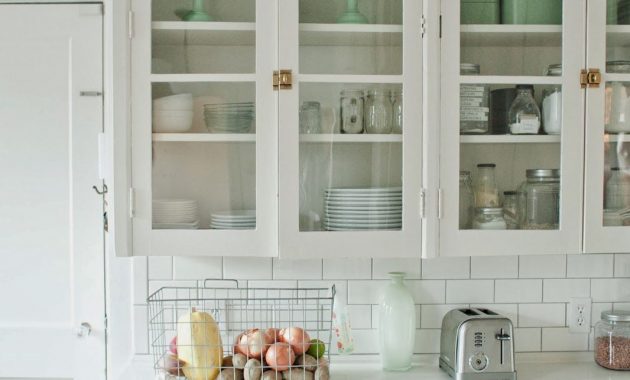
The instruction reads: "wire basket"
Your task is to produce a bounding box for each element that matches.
[148,280,335,379]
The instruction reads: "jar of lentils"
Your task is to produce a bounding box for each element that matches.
[595,310,630,370]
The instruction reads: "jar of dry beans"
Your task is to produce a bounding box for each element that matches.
[595,310,630,370]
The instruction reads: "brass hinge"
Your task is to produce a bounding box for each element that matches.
[581,68,601,88]
[273,69,293,90]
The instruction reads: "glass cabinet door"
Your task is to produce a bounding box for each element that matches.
[130,0,277,256]
[278,0,423,258]
[439,0,586,256]
[584,0,630,252]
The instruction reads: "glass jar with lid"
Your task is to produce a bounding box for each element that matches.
[459,171,474,229]
[518,169,560,230]
[365,89,393,134]
[509,85,541,135]
[594,310,630,370]
[542,64,562,135]
[460,63,490,134]
[502,191,518,229]
[340,89,364,134]
[605,167,630,210]
[605,61,630,134]
[473,207,507,230]
[474,163,500,208]
[392,89,403,134]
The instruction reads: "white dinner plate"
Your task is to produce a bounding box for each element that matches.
[325,187,402,193]
[325,209,402,216]
[324,216,402,223]
[211,210,255,218]
[323,225,401,231]
[325,206,402,212]
[324,221,402,228]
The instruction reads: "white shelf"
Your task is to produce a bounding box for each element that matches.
[300,134,402,143]
[605,73,630,82]
[606,133,630,143]
[460,75,562,85]
[152,22,256,46]
[461,135,561,144]
[461,24,562,47]
[299,74,403,84]
[607,25,630,47]
[152,133,255,142]
[300,23,402,47]
[150,74,257,83]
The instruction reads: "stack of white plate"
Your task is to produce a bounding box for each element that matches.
[204,102,255,133]
[153,199,199,229]
[323,187,402,231]
[210,210,256,230]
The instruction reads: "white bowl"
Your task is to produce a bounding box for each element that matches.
[153,94,193,111]
[153,110,194,133]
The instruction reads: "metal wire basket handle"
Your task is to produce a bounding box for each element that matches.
[202,278,240,288]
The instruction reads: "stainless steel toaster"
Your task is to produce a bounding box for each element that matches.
[439,308,517,380]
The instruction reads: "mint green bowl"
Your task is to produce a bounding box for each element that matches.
[501,0,562,25]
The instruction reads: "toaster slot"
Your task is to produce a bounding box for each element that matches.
[460,308,480,316]
[477,308,498,315]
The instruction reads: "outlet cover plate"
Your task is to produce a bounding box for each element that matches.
[569,297,592,333]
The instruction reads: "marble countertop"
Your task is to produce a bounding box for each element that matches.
[124,353,630,380]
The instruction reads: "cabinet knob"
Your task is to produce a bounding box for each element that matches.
[76,322,92,338]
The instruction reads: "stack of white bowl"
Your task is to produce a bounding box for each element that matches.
[323,187,402,231]
[153,94,194,133]
[153,199,199,229]
[210,210,256,230]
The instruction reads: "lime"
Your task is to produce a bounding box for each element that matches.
[307,339,325,358]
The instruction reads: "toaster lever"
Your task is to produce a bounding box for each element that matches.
[496,333,511,341]
[496,329,511,365]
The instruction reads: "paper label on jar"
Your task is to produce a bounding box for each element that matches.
[461,107,489,121]
[461,85,485,93]
[510,114,540,134]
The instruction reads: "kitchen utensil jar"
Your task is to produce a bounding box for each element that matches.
[542,64,562,135]
[605,168,630,210]
[518,169,560,230]
[460,63,490,134]
[605,61,630,134]
[378,272,416,371]
[365,89,393,134]
[299,101,321,134]
[460,171,475,229]
[509,85,541,135]
[392,90,403,134]
[594,310,630,370]
[473,207,507,230]
[474,163,500,207]
[340,89,364,134]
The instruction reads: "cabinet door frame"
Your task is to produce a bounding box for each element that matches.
[583,0,630,253]
[438,0,586,256]
[277,0,424,259]
[130,0,278,257]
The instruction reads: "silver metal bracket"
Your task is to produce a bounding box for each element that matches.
[420,189,427,218]
[80,91,103,97]
[421,16,427,37]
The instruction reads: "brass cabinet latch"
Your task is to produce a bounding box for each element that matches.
[581,68,601,88]
[273,69,293,90]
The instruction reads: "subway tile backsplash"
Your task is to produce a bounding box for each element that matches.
[134,254,630,356]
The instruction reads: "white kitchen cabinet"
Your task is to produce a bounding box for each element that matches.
[129,0,278,256]
[277,0,424,258]
[125,0,425,258]
[583,0,630,253]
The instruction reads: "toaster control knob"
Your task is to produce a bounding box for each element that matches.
[469,352,489,372]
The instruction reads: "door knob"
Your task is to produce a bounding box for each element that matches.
[76,322,92,338]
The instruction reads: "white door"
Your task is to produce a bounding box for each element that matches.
[0,4,106,379]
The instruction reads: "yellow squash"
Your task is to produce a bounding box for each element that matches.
[177,308,223,380]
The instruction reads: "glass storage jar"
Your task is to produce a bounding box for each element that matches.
[299,101,321,134]
[605,168,630,210]
[392,89,403,134]
[459,171,474,229]
[542,64,562,135]
[473,207,507,230]
[509,85,541,135]
[502,191,519,229]
[365,89,393,134]
[474,163,500,207]
[460,63,490,134]
[594,310,630,370]
[340,89,364,134]
[518,169,560,230]
[605,61,630,134]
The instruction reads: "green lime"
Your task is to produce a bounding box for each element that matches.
[307,339,325,358]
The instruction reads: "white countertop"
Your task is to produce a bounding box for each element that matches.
[124,353,630,380]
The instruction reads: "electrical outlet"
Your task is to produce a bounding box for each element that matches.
[569,297,592,333]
